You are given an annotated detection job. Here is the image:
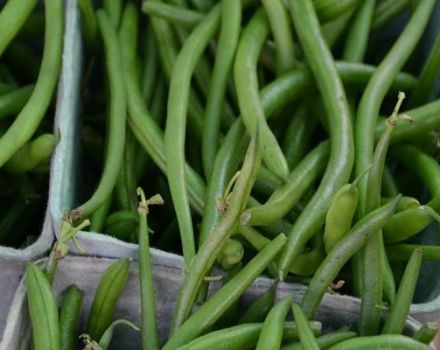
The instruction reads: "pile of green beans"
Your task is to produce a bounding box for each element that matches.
[21,0,440,348]
[0,0,62,248]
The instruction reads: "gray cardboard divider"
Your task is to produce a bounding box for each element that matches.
[0,253,429,350]
[49,0,440,331]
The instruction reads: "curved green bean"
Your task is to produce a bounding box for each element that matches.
[328,335,430,350]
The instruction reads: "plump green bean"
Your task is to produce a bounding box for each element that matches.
[86,258,131,340]
[354,0,435,214]
[281,329,357,350]
[242,141,329,227]
[413,322,439,344]
[26,263,61,350]
[90,194,113,233]
[328,335,430,350]
[72,9,126,220]
[137,187,160,350]
[164,233,286,350]
[0,84,33,120]
[5,133,57,173]
[256,295,294,350]
[60,285,84,350]
[217,238,244,270]
[171,132,262,332]
[262,0,296,75]
[387,244,440,262]
[234,9,289,180]
[0,0,37,57]
[0,0,62,167]
[382,248,422,334]
[164,4,221,265]
[291,303,320,350]
[279,0,354,279]
[142,2,203,27]
[202,0,241,178]
[119,3,206,215]
[301,196,400,319]
[103,0,122,28]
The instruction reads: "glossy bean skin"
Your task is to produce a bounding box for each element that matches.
[327,335,430,350]
[60,285,84,350]
[164,234,286,350]
[0,0,63,167]
[279,0,354,278]
[301,197,400,319]
[382,249,422,334]
[281,330,357,350]
[86,258,131,340]
[26,263,61,350]
[256,295,294,350]
[142,2,203,27]
[171,132,262,332]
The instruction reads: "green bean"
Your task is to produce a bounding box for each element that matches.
[0,0,62,167]
[142,2,203,27]
[90,193,113,233]
[279,0,354,279]
[176,321,320,350]
[0,0,37,57]
[391,144,440,198]
[354,0,435,214]
[120,2,206,215]
[202,0,241,178]
[234,9,289,180]
[164,4,221,265]
[140,24,158,104]
[372,0,411,31]
[301,196,400,319]
[283,105,317,169]
[239,281,278,324]
[242,141,329,227]
[409,33,440,106]
[313,0,358,23]
[216,238,244,270]
[26,263,61,350]
[149,73,167,123]
[328,335,430,350]
[382,166,399,197]
[171,131,262,332]
[262,0,296,75]
[189,0,215,12]
[137,188,161,350]
[5,133,57,173]
[382,248,422,334]
[86,258,131,340]
[163,233,287,349]
[59,285,84,350]
[72,9,126,220]
[413,322,439,344]
[103,0,122,28]
[199,122,246,245]
[387,244,440,262]
[78,0,98,49]
[256,295,294,350]
[359,92,408,335]
[291,303,320,350]
[0,84,33,120]
[322,8,356,48]
[373,99,440,145]
[384,205,440,243]
[282,329,357,350]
